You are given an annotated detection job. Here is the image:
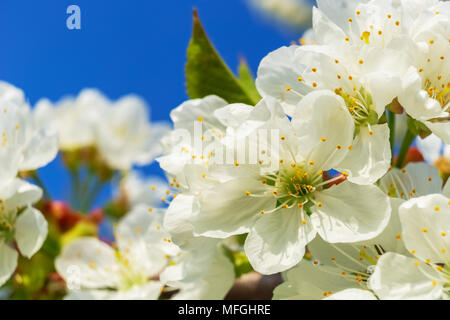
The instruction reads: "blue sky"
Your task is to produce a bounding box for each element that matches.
[0,0,308,207]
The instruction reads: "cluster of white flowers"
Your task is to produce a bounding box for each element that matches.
[36,89,170,171]
[1,0,449,301]
[0,82,57,286]
[154,0,449,300]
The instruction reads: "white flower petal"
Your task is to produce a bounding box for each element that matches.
[273,260,359,300]
[426,121,450,145]
[117,205,175,276]
[337,124,391,185]
[325,288,377,300]
[312,181,391,243]
[19,128,58,172]
[363,198,409,255]
[292,90,354,170]
[245,207,316,274]
[0,243,18,287]
[55,238,121,289]
[256,46,310,116]
[399,195,450,263]
[369,252,444,300]
[170,95,227,131]
[164,194,197,242]
[162,238,234,300]
[415,134,444,163]
[15,208,48,258]
[192,177,276,238]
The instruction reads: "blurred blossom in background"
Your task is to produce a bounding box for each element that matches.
[246,0,314,30]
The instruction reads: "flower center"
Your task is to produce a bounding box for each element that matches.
[116,253,149,291]
[334,87,378,127]
[258,162,346,216]
[424,78,450,112]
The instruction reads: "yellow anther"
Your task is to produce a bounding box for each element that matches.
[321,137,326,142]
[285,86,291,92]
[435,206,440,211]
[361,31,370,44]
[245,190,251,196]
[423,228,428,233]
[281,136,286,140]
[309,161,314,165]
[197,116,204,122]
[395,234,401,239]
[318,202,323,208]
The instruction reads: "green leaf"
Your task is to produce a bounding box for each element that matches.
[222,243,254,279]
[406,116,432,139]
[237,58,262,103]
[185,10,260,105]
